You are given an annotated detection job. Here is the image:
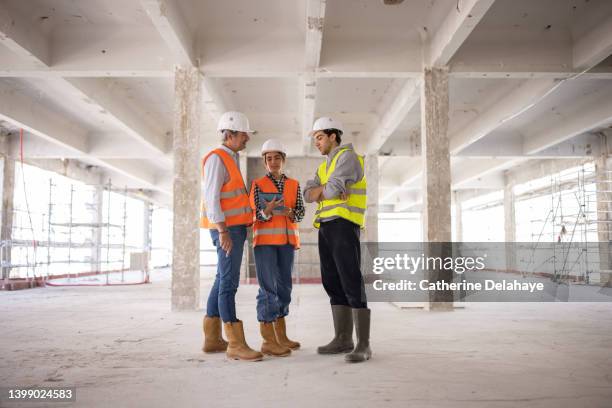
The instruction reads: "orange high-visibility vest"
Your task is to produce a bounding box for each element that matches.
[249,176,300,249]
[200,148,252,229]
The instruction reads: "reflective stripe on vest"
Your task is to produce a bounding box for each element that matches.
[254,228,298,236]
[249,176,300,249]
[200,148,253,229]
[313,148,367,229]
[220,187,247,199]
[314,202,366,215]
[224,206,252,217]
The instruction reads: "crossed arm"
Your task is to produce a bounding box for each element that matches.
[303,152,362,203]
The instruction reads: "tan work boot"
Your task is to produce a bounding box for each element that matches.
[223,320,264,361]
[202,316,228,353]
[260,322,291,357]
[273,317,301,350]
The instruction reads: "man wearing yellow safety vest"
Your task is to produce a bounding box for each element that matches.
[200,111,263,362]
[304,117,372,363]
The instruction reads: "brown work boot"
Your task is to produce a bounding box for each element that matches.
[202,316,228,353]
[223,320,264,362]
[273,317,301,350]
[260,322,291,357]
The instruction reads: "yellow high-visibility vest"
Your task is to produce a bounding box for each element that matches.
[313,148,367,229]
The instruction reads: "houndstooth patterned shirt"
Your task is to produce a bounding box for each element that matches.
[253,173,305,223]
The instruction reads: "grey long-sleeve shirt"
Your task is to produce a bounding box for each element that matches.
[303,143,364,206]
[202,144,241,224]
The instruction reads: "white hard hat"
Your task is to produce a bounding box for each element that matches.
[217,111,254,133]
[261,139,286,156]
[311,117,344,135]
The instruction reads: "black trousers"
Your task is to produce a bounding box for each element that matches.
[318,218,367,308]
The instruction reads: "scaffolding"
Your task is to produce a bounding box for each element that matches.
[520,163,610,284]
[1,176,149,286]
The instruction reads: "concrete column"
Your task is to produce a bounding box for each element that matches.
[595,155,612,286]
[503,177,516,243]
[143,201,152,254]
[91,185,103,273]
[0,134,15,280]
[143,200,152,271]
[239,154,251,282]
[503,175,517,272]
[171,66,201,311]
[364,153,379,243]
[420,66,453,310]
[453,191,463,242]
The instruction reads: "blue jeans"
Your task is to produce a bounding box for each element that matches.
[253,244,295,323]
[206,225,247,322]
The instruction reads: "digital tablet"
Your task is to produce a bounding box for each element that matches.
[259,192,286,211]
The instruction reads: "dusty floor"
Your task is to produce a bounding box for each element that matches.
[1,268,612,408]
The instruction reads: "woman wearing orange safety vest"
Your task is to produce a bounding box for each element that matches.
[249,139,305,357]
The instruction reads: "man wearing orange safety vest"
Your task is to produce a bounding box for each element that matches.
[249,139,305,358]
[200,111,263,362]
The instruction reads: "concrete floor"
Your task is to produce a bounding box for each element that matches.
[1,268,612,408]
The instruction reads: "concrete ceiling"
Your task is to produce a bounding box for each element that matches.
[0,0,611,209]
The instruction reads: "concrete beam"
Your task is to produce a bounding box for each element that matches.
[457,133,601,159]
[380,132,600,159]
[452,158,520,188]
[0,82,89,153]
[67,78,170,157]
[450,79,560,154]
[301,73,317,155]
[429,0,496,66]
[573,14,612,71]
[0,6,173,181]
[3,66,610,81]
[449,66,612,80]
[8,136,84,159]
[0,69,174,78]
[27,158,104,186]
[381,164,422,203]
[0,2,50,67]
[141,0,195,66]
[301,0,326,155]
[505,158,590,188]
[89,136,171,162]
[200,76,227,124]
[366,78,422,154]
[523,88,612,154]
[305,0,326,71]
[7,135,174,164]
[383,130,598,204]
[392,190,421,212]
[384,160,509,206]
[454,172,505,190]
[0,82,166,193]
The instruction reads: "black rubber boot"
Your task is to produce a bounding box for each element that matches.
[317,305,354,354]
[345,308,371,363]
